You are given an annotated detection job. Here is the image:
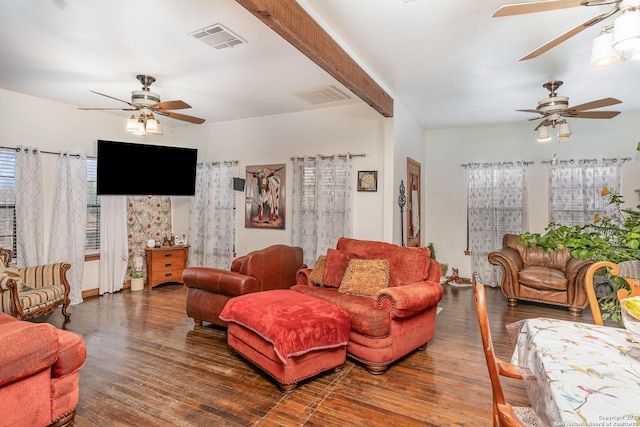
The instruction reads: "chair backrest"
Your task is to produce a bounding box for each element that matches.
[472,272,525,427]
[502,234,570,271]
[585,260,640,326]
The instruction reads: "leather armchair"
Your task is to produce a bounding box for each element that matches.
[0,248,72,321]
[488,234,593,316]
[183,244,305,327]
[0,311,86,427]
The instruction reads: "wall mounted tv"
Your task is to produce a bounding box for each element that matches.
[97,140,198,196]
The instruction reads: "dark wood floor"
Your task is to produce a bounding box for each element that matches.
[36,281,595,427]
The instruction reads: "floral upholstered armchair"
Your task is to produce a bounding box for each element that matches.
[0,248,72,321]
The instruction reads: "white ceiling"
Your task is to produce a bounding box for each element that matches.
[1,0,638,131]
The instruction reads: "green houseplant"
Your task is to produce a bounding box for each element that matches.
[427,242,448,277]
[519,190,640,324]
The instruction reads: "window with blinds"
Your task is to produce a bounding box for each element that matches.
[0,148,16,256]
[86,158,100,254]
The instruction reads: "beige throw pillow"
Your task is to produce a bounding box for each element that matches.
[0,266,30,291]
[309,255,327,286]
[338,259,390,297]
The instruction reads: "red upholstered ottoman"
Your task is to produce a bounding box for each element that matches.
[219,289,350,393]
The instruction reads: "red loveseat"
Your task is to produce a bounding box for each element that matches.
[0,312,86,427]
[292,238,443,374]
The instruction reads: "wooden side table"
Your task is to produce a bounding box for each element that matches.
[145,245,189,290]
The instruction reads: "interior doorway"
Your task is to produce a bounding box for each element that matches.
[406,157,421,247]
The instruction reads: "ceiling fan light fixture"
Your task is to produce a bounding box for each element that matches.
[613,7,640,52]
[146,117,159,133]
[537,125,551,142]
[591,28,625,67]
[558,121,571,141]
[126,115,138,132]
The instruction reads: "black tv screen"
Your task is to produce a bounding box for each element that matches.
[97,140,198,196]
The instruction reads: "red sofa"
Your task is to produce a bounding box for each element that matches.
[292,238,443,374]
[0,312,86,427]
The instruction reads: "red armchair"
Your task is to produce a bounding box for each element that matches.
[292,238,443,374]
[183,244,305,327]
[0,311,86,427]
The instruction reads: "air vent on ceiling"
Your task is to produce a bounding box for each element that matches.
[189,24,246,50]
[291,85,351,105]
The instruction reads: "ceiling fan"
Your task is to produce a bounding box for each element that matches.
[79,74,205,124]
[492,0,638,60]
[518,81,621,137]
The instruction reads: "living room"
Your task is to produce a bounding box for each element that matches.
[2,0,640,425]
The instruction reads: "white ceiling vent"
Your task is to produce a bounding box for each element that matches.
[291,85,351,105]
[189,24,246,50]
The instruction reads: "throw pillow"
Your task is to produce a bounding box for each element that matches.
[309,255,326,286]
[338,258,390,297]
[0,267,30,291]
[324,249,359,287]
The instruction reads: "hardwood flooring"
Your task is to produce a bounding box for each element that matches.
[35,282,595,426]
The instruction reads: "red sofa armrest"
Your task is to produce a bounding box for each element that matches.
[52,329,86,378]
[183,267,260,296]
[0,320,59,387]
[376,281,443,319]
[296,267,314,286]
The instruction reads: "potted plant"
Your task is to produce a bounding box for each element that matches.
[519,190,640,324]
[427,242,448,277]
[130,271,144,291]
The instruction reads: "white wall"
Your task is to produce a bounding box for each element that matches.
[173,103,391,256]
[424,114,640,280]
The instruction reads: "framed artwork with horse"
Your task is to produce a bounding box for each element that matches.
[245,163,285,229]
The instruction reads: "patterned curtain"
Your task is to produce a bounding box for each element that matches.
[48,153,87,305]
[188,161,237,269]
[549,160,622,226]
[468,163,526,286]
[15,146,44,267]
[291,155,353,267]
[127,196,172,281]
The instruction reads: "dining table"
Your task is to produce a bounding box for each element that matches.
[508,317,640,427]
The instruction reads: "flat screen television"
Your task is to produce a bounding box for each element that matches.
[97,140,198,196]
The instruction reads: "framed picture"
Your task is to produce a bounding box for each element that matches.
[245,164,285,229]
[357,170,378,192]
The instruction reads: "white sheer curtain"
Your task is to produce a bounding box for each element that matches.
[99,196,128,295]
[291,155,353,267]
[468,163,526,286]
[550,160,622,226]
[188,161,237,269]
[49,153,87,305]
[15,146,44,267]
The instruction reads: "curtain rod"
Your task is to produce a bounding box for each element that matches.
[541,156,631,166]
[197,160,239,166]
[460,160,534,168]
[290,152,366,161]
[0,145,93,159]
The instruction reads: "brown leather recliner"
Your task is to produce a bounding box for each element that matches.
[488,234,593,316]
[183,244,305,327]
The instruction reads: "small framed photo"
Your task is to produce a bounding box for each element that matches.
[357,170,378,192]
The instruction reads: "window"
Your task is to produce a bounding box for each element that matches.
[86,158,100,254]
[550,162,621,226]
[0,148,16,257]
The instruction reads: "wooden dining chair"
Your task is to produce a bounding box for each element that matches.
[585,260,640,326]
[472,272,540,427]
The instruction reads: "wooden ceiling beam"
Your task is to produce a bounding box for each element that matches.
[236,0,393,118]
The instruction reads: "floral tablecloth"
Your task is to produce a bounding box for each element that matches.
[508,317,640,427]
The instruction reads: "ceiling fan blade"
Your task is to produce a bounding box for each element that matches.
[90,90,136,107]
[519,13,607,60]
[565,110,621,118]
[157,110,206,124]
[152,100,192,111]
[493,0,584,17]
[568,97,622,111]
[517,109,542,113]
[78,107,138,111]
